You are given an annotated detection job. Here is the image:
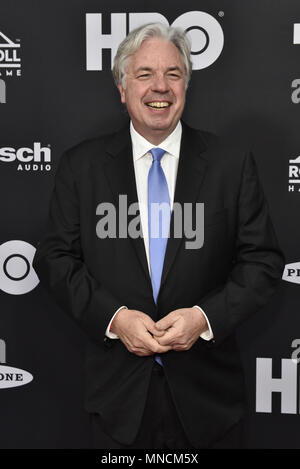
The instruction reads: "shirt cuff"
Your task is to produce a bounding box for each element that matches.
[105,306,128,339]
[193,305,214,341]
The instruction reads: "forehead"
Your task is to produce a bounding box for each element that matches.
[128,37,184,71]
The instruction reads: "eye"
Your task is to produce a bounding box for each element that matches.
[138,73,150,79]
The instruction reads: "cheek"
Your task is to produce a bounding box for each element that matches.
[173,85,186,106]
[127,89,143,107]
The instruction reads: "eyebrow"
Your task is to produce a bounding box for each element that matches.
[167,66,183,73]
[134,66,183,74]
[135,67,152,73]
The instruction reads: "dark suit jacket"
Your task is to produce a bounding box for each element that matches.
[33,122,284,448]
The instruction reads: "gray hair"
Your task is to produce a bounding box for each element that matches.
[112,23,192,89]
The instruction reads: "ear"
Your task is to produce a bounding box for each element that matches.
[118,84,126,104]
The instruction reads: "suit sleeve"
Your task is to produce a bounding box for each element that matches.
[197,151,285,345]
[32,151,124,343]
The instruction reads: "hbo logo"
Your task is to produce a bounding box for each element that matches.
[86,11,224,71]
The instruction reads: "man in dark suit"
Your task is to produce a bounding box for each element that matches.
[33,23,284,449]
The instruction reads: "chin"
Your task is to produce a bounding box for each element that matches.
[147,120,174,131]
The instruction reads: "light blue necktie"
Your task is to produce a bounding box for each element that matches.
[148,148,171,366]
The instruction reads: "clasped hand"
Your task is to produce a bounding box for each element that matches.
[110,307,208,357]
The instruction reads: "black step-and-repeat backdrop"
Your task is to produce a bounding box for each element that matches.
[0,0,299,449]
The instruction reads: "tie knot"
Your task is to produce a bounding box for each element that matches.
[150,147,165,164]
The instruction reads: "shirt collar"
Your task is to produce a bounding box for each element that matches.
[130,120,182,162]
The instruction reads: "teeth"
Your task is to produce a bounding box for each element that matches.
[147,102,170,108]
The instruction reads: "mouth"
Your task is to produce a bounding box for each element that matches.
[145,101,171,110]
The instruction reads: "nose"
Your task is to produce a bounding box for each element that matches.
[151,73,169,93]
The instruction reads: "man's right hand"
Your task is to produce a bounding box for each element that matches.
[110,307,172,357]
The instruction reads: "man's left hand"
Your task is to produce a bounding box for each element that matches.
[153,307,209,351]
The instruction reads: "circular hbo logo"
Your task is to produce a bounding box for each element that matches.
[172,11,224,70]
[0,240,39,295]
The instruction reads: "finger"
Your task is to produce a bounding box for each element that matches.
[156,344,173,353]
[131,347,154,356]
[125,338,154,356]
[144,319,165,337]
[155,314,177,332]
[152,333,168,341]
[120,321,157,353]
[172,344,192,352]
[130,339,172,355]
[151,328,166,337]
[141,331,172,353]
[155,328,179,346]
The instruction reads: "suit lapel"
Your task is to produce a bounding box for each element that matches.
[103,127,151,285]
[160,123,208,289]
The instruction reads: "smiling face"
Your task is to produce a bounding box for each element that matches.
[118,37,187,145]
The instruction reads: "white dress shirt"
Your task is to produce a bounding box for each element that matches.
[105,120,213,341]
